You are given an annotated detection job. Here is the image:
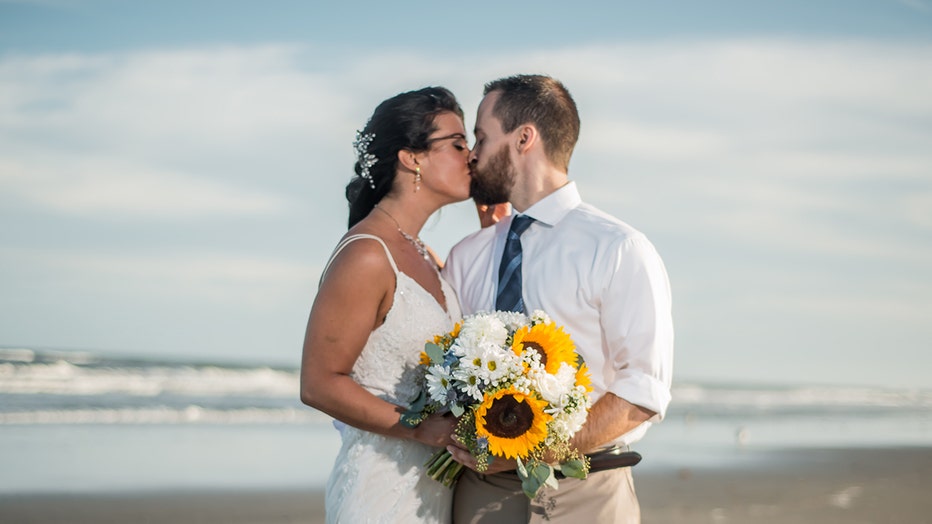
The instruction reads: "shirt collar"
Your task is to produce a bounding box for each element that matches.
[520,181,581,227]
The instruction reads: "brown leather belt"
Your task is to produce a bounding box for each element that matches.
[498,447,641,479]
[554,446,642,479]
[588,447,642,471]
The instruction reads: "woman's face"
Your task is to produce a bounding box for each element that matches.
[419,111,472,203]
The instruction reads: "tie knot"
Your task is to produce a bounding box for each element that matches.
[509,214,534,237]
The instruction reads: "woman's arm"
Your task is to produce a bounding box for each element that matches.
[300,239,455,448]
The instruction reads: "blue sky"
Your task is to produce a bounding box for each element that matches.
[1,1,930,389]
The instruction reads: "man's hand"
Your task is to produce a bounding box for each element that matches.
[446,441,517,474]
[410,413,459,448]
[476,202,511,228]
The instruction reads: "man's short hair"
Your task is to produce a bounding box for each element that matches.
[484,74,580,171]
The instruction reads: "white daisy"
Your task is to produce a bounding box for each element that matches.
[452,365,484,401]
[472,344,510,386]
[425,365,452,403]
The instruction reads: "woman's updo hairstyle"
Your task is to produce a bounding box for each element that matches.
[346,86,463,228]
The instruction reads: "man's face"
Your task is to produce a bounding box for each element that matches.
[470,142,515,206]
[469,91,516,205]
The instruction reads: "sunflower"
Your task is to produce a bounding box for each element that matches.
[511,322,577,374]
[475,388,551,459]
[432,322,462,348]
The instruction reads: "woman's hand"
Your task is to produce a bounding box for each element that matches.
[410,412,459,448]
[445,440,518,474]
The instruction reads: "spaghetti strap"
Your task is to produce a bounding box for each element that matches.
[320,234,399,283]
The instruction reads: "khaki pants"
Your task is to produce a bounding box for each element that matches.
[452,467,639,524]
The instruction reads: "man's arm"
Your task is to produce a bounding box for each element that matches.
[570,392,655,453]
[598,234,674,433]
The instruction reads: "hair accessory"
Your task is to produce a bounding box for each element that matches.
[353,130,378,189]
[414,167,421,192]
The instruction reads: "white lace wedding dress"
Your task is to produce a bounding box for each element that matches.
[324,234,462,524]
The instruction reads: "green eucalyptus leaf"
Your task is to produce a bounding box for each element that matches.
[518,464,543,499]
[407,390,428,412]
[543,467,559,490]
[424,342,444,364]
[451,403,465,417]
[530,463,557,490]
[559,458,588,479]
[399,410,421,428]
[521,477,542,499]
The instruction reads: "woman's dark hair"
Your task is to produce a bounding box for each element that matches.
[345,86,464,228]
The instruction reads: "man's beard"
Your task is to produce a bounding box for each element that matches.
[470,145,516,205]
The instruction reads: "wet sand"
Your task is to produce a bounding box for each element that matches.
[2,446,929,523]
[635,446,931,523]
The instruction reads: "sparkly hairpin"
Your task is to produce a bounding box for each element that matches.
[353,130,378,189]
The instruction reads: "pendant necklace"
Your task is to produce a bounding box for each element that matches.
[374,205,431,262]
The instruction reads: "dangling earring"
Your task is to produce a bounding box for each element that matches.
[414,167,421,192]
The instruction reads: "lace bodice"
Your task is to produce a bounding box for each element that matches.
[325,234,462,406]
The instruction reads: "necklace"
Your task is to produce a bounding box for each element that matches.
[374,205,431,262]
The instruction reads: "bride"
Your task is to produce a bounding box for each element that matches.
[300,86,471,523]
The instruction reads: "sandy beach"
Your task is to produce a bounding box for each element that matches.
[2,446,929,524]
[636,446,931,523]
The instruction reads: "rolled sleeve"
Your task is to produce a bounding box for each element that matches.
[609,369,673,422]
[601,234,674,421]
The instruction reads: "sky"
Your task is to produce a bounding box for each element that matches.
[1,1,930,389]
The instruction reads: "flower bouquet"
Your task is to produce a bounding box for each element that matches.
[401,310,593,499]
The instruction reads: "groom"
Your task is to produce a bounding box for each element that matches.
[442,74,674,523]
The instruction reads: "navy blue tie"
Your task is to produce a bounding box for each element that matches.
[496,215,535,313]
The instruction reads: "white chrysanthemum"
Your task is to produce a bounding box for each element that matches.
[425,365,452,403]
[457,313,509,350]
[493,310,529,332]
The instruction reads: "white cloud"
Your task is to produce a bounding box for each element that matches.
[903,191,932,231]
[0,153,289,218]
[0,246,318,306]
[0,45,353,147]
[581,120,731,160]
[0,45,357,219]
[513,40,932,267]
[2,37,931,385]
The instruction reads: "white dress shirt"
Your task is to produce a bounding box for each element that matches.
[443,182,674,446]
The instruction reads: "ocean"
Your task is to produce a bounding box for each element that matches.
[2,347,930,494]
